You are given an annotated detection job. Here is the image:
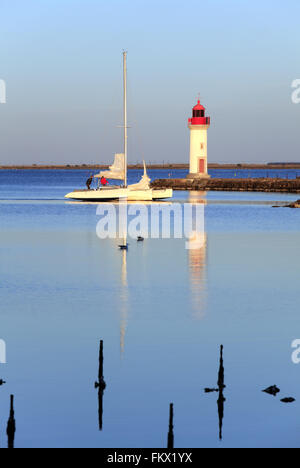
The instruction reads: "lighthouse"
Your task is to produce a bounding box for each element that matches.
[187,99,211,179]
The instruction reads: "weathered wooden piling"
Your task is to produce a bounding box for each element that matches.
[7,395,16,449]
[95,340,106,390]
[167,403,174,449]
[217,346,225,441]
[95,340,106,431]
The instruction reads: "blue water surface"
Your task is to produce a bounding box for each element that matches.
[0,169,300,448]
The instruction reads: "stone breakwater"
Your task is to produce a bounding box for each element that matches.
[151,178,300,193]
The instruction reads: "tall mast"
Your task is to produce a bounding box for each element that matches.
[123,51,128,188]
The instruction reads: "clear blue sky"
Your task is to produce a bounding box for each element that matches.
[0,0,299,164]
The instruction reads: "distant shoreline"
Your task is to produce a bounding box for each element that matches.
[1,163,300,170]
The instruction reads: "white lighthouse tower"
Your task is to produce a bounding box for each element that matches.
[187,99,211,179]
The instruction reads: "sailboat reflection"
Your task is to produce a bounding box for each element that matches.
[7,395,16,449]
[187,192,207,319]
[115,200,130,359]
[120,241,129,359]
[95,340,106,431]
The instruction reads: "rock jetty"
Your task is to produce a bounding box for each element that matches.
[151,178,300,193]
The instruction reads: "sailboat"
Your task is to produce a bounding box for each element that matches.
[65,52,173,202]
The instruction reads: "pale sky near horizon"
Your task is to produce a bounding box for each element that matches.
[0,0,299,165]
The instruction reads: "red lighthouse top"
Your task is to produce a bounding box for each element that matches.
[188,99,210,126]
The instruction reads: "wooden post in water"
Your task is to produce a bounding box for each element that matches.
[95,340,106,390]
[99,340,104,385]
[217,345,225,441]
[95,340,106,431]
[217,345,224,390]
[7,395,16,449]
[167,403,174,449]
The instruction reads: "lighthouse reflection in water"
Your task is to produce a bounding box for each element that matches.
[106,196,208,361]
[187,192,207,320]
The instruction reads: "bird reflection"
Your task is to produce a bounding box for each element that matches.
[167,403,174,449]
[187,192,207,319]
[7,395,16,449]
[95,340,106,431]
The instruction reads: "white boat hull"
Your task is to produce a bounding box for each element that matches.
[65,187,173,201]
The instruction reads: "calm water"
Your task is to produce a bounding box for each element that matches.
[0,169,300,448]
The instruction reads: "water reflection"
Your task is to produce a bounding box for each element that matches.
[95,340,106,431]
[97,383,104,432]
[217,345,225,441]
[187,192,207,319]
[204,346,226,441]
[7,395,16,449]
[120,248,129,359]
[167,403,174,449]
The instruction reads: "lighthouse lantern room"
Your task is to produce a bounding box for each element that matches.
[187,99,211,179]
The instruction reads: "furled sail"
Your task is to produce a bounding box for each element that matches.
[129,161,151,191]
[94,153,125,180]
